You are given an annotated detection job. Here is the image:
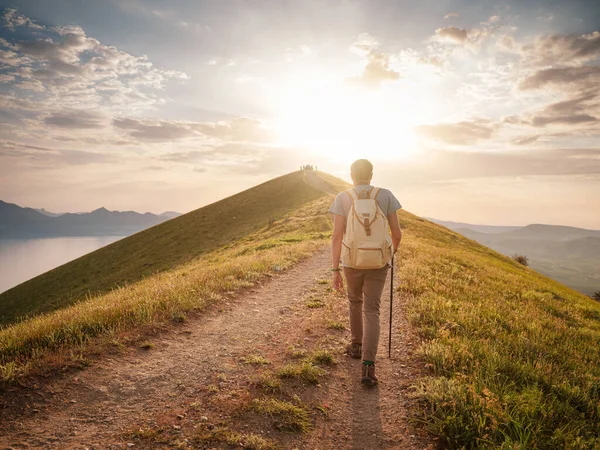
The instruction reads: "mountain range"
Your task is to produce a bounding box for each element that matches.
[430,218,600,296]
[0,200,181,238]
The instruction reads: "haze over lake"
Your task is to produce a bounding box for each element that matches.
[0,237,122,294]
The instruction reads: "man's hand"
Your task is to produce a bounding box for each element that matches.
[333,271,344,293]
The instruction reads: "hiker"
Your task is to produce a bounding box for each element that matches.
[329,159,402,386]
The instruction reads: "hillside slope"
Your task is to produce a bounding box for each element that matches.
[455,225,600,295]
[0,171,339,325]
[0,172,598,448]
[397,214,600,448]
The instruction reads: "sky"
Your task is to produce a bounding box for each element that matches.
[0,0,599,228]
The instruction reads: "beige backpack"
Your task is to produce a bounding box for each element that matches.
[341,187,393,269]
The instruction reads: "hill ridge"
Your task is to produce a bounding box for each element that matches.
[0,170,346,325]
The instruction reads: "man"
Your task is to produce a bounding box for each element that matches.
[329,159,402,386]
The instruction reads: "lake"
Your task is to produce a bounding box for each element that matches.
[0,236,123,294]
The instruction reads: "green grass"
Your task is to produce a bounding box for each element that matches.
[251,398,313,432]
[306,300,325,309]
[254,372,282,393]
[276,361,325,384]
[0,171,340,326]
[326,320,345,330]
[396,211,600,449]
[309,349,336,365]
[286,346,307,359]
[195,428,277,450]
[0,186,342,382]
[3,170,597,448]
[139,341,154,350]
[243,355,270,365]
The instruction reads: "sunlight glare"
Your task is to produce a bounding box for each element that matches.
[274,77,428,163]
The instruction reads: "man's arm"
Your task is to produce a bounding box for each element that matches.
[331,213,345,292]
[388,212,402,253]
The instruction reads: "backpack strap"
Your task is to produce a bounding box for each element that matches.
[369,187,380,200]
[345,189,357,212]
[346,188,359,203]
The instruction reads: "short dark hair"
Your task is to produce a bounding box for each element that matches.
[351,159,373,182]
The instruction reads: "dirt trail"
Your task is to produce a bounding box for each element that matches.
[304,171,338,195]
[0,248,434,450]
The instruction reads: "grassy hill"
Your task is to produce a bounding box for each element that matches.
[396,213,600,448]
[0,171,598,448]
[455,225,600,296]
[0,170,336,325]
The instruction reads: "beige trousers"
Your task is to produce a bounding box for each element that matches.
[343,265,389,363]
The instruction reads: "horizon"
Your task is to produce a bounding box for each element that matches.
[4,187,600,231]
[0,1,599,228]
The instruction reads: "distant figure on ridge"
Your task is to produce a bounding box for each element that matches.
[329,159,402,386]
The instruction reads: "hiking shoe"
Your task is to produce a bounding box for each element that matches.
[361,363,378,386]
[346,343,362,359]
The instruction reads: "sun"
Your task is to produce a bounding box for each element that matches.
[273,77,429,164]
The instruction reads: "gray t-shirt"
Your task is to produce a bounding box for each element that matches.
[329,185,402,218]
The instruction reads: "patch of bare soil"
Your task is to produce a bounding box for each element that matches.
[0,248,437,450]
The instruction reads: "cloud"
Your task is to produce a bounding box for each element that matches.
[510,135,540,146]
[521,31,600,66]
[112,116,274,144]
[158,150,204,163]
[0,9,188,117]
[196,118,274,143]
[378,148,600,188]
[2,8,44,31]
[519,66,600,91]
[158,143,265,165]
[444,12,459,20]
[155,143,287,177]
[437,26,468,42]
[417,119,498,145]
[434,26,490,50]
[348,33,400,88]
[417,55,444,67]
[531,114,597,127]
[113,117,197,142]
[511,92,600,130]
[439,148,600,178]
[44,110,108,129]
[0,140,117,166]
[513,31,600,134]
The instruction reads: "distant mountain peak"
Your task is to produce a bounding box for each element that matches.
[160,211,182,219]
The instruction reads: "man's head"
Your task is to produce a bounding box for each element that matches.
[350,159,373,186]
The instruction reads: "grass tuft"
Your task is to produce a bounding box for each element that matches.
[276,361,325,384]
[286,345,307,359]
[139,341,154,350]
[306,300,325,309]
[326,320,345,330]
[310,349,336,366]
[195,427,276,450]
[276,363,300,379]
[253,372,281,393]
[251,398,313,433]
[242,355,270,365]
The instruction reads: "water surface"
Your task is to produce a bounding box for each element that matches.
[0,236,123,294]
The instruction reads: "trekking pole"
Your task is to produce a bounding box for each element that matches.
[388,255,394,358]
